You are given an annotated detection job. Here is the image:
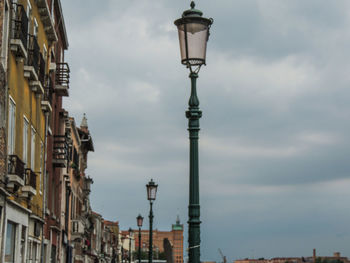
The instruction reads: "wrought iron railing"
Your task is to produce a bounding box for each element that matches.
[39,54,46,86]
[53,135,68,163]
[43,77,54,103]
[43,87,53,104]
[11,4,28,50]
[27,35,40,74]
[25,168,37,188]
[8,155,25,180]
[56,63,70,88]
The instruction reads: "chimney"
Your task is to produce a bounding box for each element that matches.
[333,253,340,258]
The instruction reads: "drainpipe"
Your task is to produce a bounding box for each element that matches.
[40,111,49,263]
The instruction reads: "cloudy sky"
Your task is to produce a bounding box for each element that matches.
[60,0,350,261]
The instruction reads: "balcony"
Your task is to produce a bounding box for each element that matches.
[21,169,37,198]
[35,0,57,42]
[39,54,46,86]
[83,176,93,194]
[55,63,70,97]
[53,135,68,168]
[24,35,39,80]
[7,155,25,189]
[71,219,85,241]
[10,4,28,59]
[41,84,53,113]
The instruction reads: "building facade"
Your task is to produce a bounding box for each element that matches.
[0,0,10,259]
[2,0,56,261]
[41,0,70,262]
[0,1,121,262]
[128,217,184,263]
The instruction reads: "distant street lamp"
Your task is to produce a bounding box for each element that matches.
[174,2,213,263]
[137,214,144,263]
[129,228,133,263]
[146,179,158,263]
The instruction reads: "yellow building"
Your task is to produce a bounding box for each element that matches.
[3,0,56,261]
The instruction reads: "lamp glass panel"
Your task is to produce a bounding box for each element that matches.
[147,185,157,200]
[177,23,208,65]
[137,216,143,227]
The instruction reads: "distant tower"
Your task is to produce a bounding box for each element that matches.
[80,113,88,132]
[172,216,184,263]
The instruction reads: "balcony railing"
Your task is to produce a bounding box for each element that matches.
[44,86,53,103]
[25,169,37,189]
[7,155,25,189]
[39,54,46,86]
[11,4,28,57]
[21,168,37,198]
[41,86,53,113]
[53,135,68,167]
[8,155,25,180]
[55,63,70,96]
[27,35,40,75]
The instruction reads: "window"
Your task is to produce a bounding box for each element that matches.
[20,226,26,263]
[1,2,10,68]
[51,0,55,25]
[45,172,49,209]
[31,127,36,169]
[43,44,47,63]
[5,221,16,262]
[33,18,38,37]
[23,117,29,165]
[32,241,38,262]
[27,239,32,260]
[8,98,16,154]
[51,182,55,216]
[26,0,32,34]
[50,245,56,263]
[40,142,44,193]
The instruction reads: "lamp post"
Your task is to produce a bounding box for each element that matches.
[137,214,144,263]
[146,179,158,263]
[174,2,213,263]
[128,228,133,263]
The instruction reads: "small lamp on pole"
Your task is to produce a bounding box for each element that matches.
[137,214,144,263]
[146,179,158,263]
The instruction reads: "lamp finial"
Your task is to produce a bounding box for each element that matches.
[190,1,195,9]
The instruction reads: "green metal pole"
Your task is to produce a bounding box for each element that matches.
[149,202,153,263]
[186,72,201,263]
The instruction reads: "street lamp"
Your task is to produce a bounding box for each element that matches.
[174,2,213,263]
[129,228,133,263]
[137,214,144,263]
[146,179,158,263]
